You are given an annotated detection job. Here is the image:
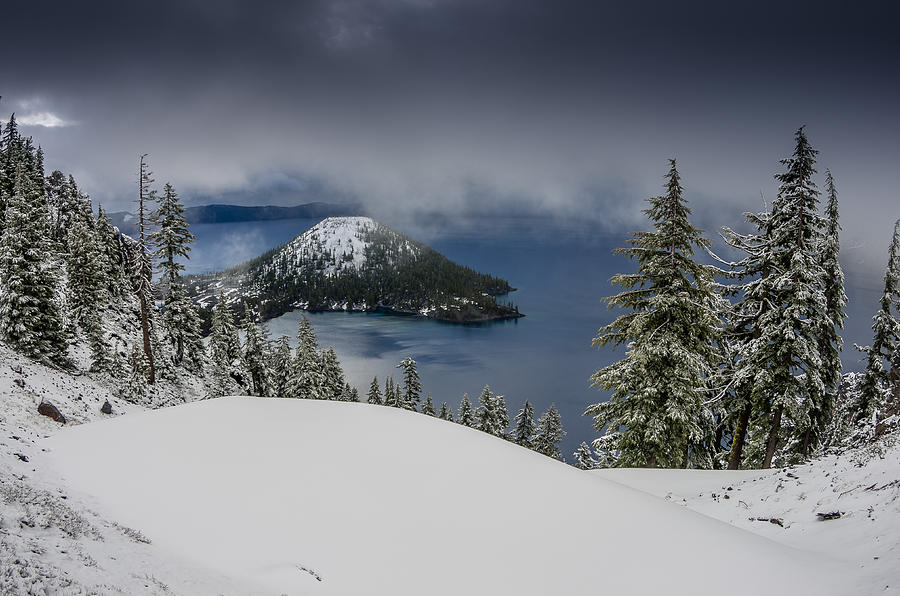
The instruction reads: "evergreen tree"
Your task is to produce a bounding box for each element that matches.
[495,393,509,438]
[384,376,399,407]
[368,376,383,405]
[458,393,475,427]
[292,315,324,398]
[438,402,454,421]
[574,441,597,470]
[587,159,722,468]
[533,404,566,460]
[342,383,360,402]
[757,129,829,467]
[65,214,110,370]
[243,309,272,396]
[207,294,245,396]
[422,394,436,416]
[0,169,68,363]
[133,154,156,383]
[803,170,847,455]
[476,385,500,435]
[95,205,129,298]
[122,343,149,403]
[396,356,422,410]
[856,220,900,419]
[513,400,536,448]
[320,347,346,400]
[150,182,203,369]
[269,335,294,398]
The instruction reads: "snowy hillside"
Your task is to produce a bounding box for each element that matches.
[39,397,860,595]
[594,436,900,595]
[268,216,407,276]
[186,216,521,323]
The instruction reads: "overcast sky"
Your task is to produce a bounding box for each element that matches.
[2,0,899,270]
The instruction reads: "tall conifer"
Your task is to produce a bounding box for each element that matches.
[587,159,722,468]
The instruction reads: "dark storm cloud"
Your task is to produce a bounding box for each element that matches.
[1,0,898,258]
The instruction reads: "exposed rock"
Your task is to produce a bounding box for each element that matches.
[37,401,66,424]
[101,400,113,415]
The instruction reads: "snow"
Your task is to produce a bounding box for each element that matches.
[277,216,380,277]
[593,441,900,595]
[0,345,238,594]
[40,396,859,595]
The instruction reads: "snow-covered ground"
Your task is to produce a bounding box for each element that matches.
[2,348,895,594]
[594,436,900,595]
[36,397,859,595]
[0,345,237,593]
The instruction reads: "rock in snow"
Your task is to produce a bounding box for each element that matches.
[37,400,66,424]
[42,397,859,596]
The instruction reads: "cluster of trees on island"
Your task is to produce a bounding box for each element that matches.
[586,127,900,470]
[191,220,521,324]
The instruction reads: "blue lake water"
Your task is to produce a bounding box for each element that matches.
[186,215,875,461]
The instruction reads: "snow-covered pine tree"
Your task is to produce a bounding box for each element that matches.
[512,400,536,448]
[458,393,475,427]
[268,335,293,398]
[0,167,68,364]
[438,402,454,421]
[122,343,149,403]
[207,294,245,396]
[383,376,396,407]
[802,169,848,456]
[292,315,324,399]
[495,393,509,438]
[341,383,360,402]
[320,347,346,400]
[95,205,129,299]
[368,376,383,405]
[243,308,272,397]
[0,114,21,225]
[150,182,204,370]
[574,441,597,470]
[855,220,900,421]
[396,356,422,411]
[586,159,722,468]
[476,385,499,435]
[133,154,157,383]
[65,212,110,370]
[532,404,565,460]
[422,394,436,416]
[757,129,830,467]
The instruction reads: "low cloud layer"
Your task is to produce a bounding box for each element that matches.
[1,0,898,269]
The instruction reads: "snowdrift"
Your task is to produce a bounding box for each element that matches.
[43,397,857,595]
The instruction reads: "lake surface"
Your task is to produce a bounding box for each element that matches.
[186,215,875,462]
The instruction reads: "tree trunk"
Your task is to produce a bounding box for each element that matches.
[800,427,811,458]
[762,405,783,469]
[138,292,155,384]
[727,403,752,470]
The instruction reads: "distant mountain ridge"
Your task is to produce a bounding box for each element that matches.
[185,216,522,323]
[109,201,362,233]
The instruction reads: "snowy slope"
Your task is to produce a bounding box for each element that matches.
[270,216,408,276]
[42,397,858,595]
[0,344,234,594]
[593,438,900,595]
